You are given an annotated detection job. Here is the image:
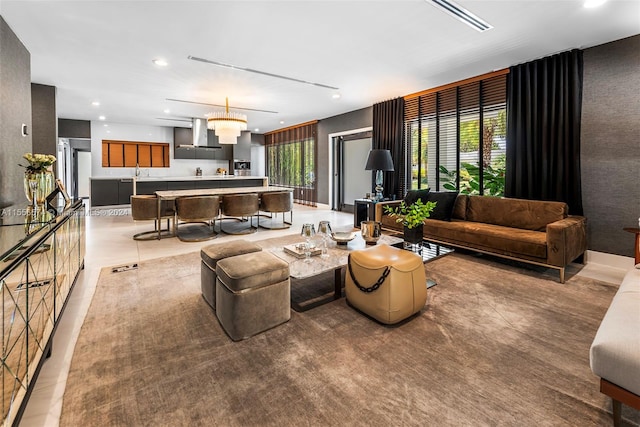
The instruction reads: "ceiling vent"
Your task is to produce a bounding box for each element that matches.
[427,0,493,32]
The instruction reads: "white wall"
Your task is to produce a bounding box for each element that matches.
[77,150,91,197]
[90,121,231,177]
[251,141,265,177]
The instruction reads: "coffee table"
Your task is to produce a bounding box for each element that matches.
[261,232,402,311]
[257,232,454,311]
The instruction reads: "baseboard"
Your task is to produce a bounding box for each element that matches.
[585,250,635,271]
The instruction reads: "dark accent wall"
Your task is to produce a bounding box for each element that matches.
[317,107,373,204]
[31,83,57,156]
[0,16,32,209]
[58,119,91,139]
[581,34,640,258]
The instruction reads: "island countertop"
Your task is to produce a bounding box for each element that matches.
[90,175,266,181]
[89,176,269,206]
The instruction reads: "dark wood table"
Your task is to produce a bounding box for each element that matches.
[623,227,640,264]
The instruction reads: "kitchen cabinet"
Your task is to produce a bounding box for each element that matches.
[90,179,119,206]
[136,181,167,195]
[195,147,216,160]
[214,143,233,161]
[167,181,195,190]
[118,179,133,204]
[174,146,196,159]
[174,127,231,160]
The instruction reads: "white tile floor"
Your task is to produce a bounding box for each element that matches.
[18,203,633,426]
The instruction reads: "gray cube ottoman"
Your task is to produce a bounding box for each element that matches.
[216,251,290,341]
[200,239,262,310]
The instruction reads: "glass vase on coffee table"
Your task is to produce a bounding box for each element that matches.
[317,220,332,258]
[300,223,316,263]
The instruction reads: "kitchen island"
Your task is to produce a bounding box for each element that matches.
[90,175,268,207]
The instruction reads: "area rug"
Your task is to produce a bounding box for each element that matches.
[60,249,640,426]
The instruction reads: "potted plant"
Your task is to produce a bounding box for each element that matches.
[383,198,437,245]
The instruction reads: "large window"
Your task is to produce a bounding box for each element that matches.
[265,121,317,206]
[404,71,507,196]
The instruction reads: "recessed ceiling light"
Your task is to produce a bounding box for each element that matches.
[98,115,106,121]
[332,93,341,99]
[103,124,108,127]
[584,0,607,8]
[279,120,285,124]
[91,101,100,106]
[152,58,168,67]
[254,128,260,132]
[163,109,170,114]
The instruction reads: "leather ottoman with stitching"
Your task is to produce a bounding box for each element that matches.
[215,251,290,341]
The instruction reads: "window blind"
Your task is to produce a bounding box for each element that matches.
[404,71,507,195]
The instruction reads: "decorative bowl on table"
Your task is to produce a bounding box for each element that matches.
[331,231,356,245]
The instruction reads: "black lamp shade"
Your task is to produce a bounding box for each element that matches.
[365,149,394,171]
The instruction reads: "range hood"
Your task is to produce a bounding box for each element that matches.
[177,118,221,148]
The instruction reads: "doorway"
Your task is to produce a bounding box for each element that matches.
[331,130,373,213]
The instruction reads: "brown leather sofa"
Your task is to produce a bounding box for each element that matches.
[376,193,587,283]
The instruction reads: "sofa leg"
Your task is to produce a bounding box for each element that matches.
[612,398,622,427]
[559,267,565,284]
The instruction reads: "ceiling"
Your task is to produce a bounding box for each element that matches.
[1,1,638,133]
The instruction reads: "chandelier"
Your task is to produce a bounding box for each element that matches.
[206,98,247,144]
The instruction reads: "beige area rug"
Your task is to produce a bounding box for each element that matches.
[60,244,640,426]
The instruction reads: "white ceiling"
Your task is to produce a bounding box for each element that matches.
[1,0,638,133]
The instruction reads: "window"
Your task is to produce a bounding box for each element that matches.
[404,71,507,196]
[265,121,317,206]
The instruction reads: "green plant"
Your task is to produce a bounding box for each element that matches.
[439,161,505,197]
[383,198,437,229]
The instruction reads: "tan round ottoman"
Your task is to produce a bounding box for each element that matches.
[345,244,427,325]
[200,239,262,310]
[216,251,290,341]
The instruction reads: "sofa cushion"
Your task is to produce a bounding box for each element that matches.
[404,188,430,206]
[466,196,567,231]
[423,219,547,260]
[452,194,468,220]
[590,268,640,397]
[426,191,459,221]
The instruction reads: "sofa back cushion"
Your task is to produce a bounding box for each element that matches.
[404,189,430,206]
[466,196,567,231]
[426,191,459,221]
[452,194,468,220]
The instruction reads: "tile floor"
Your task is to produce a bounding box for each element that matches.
[18,203,633,426]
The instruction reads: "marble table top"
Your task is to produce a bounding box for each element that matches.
[155,186,292,200]
[257,231,403,280]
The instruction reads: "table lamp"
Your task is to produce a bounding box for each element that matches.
[365,149,394,201]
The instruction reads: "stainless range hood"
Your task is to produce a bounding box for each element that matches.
[192,118,207,146]
[177,118,221,148]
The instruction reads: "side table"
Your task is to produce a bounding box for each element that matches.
[623,227,640,264]
[354,198,377,228]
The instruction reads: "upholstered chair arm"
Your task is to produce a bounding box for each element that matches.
[374,200,402,222]
[546,215,587,267]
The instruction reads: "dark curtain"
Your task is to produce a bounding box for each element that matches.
[505,49,584,215]
[373,97,405,200]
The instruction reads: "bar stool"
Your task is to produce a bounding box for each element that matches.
[130,195,175,240]
[220,193,259,234]
[175,195,220,242]
[259,191,293,229]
